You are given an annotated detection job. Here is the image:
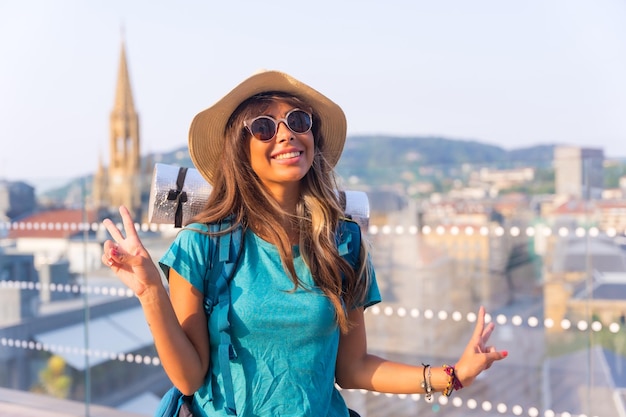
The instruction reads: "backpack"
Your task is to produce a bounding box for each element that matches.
[155,218,362,417]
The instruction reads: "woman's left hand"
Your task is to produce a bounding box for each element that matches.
[101,205,162,297]
[454,306,508,387]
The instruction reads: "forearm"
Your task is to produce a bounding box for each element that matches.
[338,354,454,395]
[138,284,208,394]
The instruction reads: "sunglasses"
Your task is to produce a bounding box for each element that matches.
[244,109,313,142]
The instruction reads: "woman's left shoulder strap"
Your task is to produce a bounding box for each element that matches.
[337,218,361,267]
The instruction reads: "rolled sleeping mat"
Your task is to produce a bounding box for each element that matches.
[148,163,370,229]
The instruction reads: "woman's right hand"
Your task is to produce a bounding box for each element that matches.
[454,306,508,388]
[101,205,161,296]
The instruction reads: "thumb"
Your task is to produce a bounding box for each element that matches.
[488,350,509,361]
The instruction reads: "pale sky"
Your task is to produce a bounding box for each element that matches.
[1,0,625,188]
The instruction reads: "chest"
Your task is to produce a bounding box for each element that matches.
[208,233,339,344]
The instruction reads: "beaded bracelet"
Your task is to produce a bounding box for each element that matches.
[442,364,463,397]
[421,363,433,402]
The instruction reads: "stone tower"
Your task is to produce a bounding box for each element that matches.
[93,40,142,217]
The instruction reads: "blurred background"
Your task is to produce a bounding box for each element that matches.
[2,1,626,416]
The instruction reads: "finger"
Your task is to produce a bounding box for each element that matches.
[104,239,122,257]
[101,253,112,266]
[101,240,117,263]
[101,247,120,267]
[102,218,125,242]
[471,306,486,341]
[119,206,139,239]
[482,322,495,341]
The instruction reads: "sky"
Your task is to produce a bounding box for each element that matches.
[1,0,626,188]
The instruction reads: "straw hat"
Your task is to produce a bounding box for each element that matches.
[188,70,347,185]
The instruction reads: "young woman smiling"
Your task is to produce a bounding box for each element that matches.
[102,70,507,417]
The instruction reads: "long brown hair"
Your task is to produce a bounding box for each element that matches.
[189,92,369,332]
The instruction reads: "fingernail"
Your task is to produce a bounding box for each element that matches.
[502,350,508,357]
[111,248,119,257]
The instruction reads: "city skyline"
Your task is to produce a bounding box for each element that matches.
[1,0,626,186]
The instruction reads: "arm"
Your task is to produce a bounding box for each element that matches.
[102,206,210,395]
[335,305,507,394]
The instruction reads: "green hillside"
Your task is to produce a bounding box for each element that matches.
[41,135,557,203]
[335,135,554,186]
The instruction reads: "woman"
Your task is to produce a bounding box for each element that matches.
[102,70,507,416]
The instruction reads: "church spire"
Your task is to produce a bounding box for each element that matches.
[106,37,141,217]
[112,39,136,117]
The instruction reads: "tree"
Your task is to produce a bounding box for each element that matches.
[31,355,72,399]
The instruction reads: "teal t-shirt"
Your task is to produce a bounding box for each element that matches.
[159,222,381,417]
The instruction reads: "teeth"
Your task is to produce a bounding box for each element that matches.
[274,151,300,160]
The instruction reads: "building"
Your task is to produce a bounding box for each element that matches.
[0,180,36,222]
[596,199,626,233]
[420,199,492,227]
[0,249,39,325]
[554,146,604,200]
[92,40,149,219]
[543,234,626,326]
[473,166,535,191]
[6,208,102,275]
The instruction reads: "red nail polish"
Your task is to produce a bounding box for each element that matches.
[111,248,119,257]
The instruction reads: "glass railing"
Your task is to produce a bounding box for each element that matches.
[1,157,625,417]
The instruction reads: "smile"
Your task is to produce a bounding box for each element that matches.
[273,151,302,160]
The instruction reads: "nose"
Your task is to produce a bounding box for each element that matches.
[275,121,294,142]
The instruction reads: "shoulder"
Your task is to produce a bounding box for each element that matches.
[167,223,212,254]
[181,222,210,233]
[179,221,231,236]
[338,217,361,240]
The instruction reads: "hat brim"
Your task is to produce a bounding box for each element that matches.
[188,70,347,185]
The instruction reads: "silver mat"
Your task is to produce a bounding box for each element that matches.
[148,163,370,229]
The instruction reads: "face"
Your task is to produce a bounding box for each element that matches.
[247,100,315,197]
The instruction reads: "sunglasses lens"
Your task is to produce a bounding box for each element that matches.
[247,110,312,141]
[287,110,312,133]
[250,117,276,141]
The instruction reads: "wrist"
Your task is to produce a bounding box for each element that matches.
[442,364,463,397]
[136,282,166,304]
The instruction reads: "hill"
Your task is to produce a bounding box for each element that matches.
[40,135,556,202]
[336,135,554,184]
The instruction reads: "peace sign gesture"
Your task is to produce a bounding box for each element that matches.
[454,306,508,387]
[101,206,162,297]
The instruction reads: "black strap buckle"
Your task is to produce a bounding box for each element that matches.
[166,167,188,228]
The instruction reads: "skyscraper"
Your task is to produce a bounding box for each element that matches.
[554,145,604,200]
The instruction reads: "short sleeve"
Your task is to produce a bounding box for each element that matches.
[339,219,381,310]
[158,223,212,294]
[360,255,381,309]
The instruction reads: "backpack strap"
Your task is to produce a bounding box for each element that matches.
[215,221,241,415]
[198,219,243,416]
[337,218,361,269]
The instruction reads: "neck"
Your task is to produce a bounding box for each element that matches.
[253,183,301,245]
[275,193,300,246]
[266,182,300,215]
